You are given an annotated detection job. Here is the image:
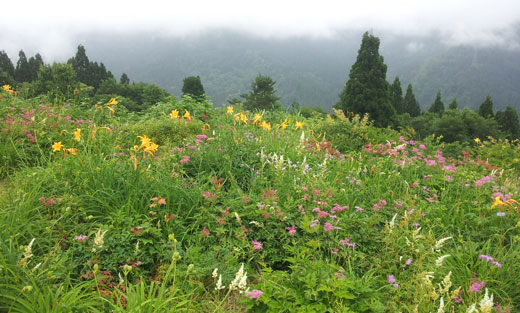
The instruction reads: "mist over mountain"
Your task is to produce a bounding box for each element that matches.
[78,29,520,112]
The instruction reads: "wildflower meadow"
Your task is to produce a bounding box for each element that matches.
[1,85,519,312]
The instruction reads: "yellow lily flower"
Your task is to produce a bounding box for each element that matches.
[74,129,81,142]
[252,111,264,126]
[295,121,304,130]
[138,135,152,149]
[2,84,11,91]
[227,106,234,115]
[170,109,179,119]
[108,98,118,106]
[52,141,63,152]
[183,110,191,121]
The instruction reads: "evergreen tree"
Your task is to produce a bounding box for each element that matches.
[68,45,91,86]
[448,99,458,110]
[241,74,281,111]
[28,53,44,82]
[478,95,494,118]
[15,50,31,83]
[403,83,421,117]
[0,50,14,80]
[120,73,130,85]
[182,76,205,99]
[495,106,520,139]
[390,77,403,114]
[428,91,444,114]
[334,32,394,127]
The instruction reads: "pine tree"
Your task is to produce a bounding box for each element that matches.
[334,32,394,127]
[403,83,421,117]
[68,45,91,86]
[495,106,520,139]
[478,95,494,118]
[429,91,444,114]
[120,73,130,85]
[28,53,44,82]
[0,50,15,85]
[448,99,458,110]
[241,74,281,111]
[182,76,205,99]
[15,50,31,83]
[390,77,404,114]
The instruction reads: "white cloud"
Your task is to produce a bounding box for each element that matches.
[2,0,520,60]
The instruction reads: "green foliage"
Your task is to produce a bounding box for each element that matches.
[119,73,130,85]
[68,45,113,90]
[448,98,458,110]
[495,106,520,139]
[428,90,445,114]
[182,76,205,99]
[478,95,494,118]
[390,77,403,114]
[335,32,395,127]
[0,50,16,85]
[299,106,327,118]
[15,50,32,83]
[403,83,421,117]
[32,63,79,103]
[240,74,281,111]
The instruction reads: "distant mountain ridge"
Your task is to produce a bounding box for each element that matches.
[80,30,520,112]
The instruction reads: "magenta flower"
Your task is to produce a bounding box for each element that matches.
[469,280,486,293]
[180,155,190,164]
[335,269,345,279]
[74,235,88,242]
[475,176,491,187]
[245,289,264,300]
[252,241,263,250]
[196,134,207,140]
[284,225,297,235]
[405,258,412,266]
[387,275,395,284]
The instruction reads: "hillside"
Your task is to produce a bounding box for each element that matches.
[79,30,520,111]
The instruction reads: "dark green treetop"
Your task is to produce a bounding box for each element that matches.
[448,99,458,110]
[495,106,520,139]
[478,95,494,118]
[390,77,404,114]
[428,91,444,114]
[28,53,44,82]
[120,73,130,85]
[0,50,15,85]
[240,74,281,111]
[182,76,205,99]
[15,50,32,83]
[334,32,395,127]
[403,83,421,117]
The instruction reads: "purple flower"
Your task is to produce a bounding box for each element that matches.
[245,289,264,300]
[497,212,506,217]
[387,275,395,284]
[74,235,88,242]
[405,258,412,266]
[252,241,263,250]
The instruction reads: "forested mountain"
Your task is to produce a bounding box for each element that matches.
[76,29,520,111]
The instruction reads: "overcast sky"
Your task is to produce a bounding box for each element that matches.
[2,0,520,60]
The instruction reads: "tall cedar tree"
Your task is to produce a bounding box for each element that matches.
[120,73,130,85]
[68,45,112,89]
[495,106,520,139]
[390,77,404,114]
[182,76,205,99]
[241,74,280,111]
[335,32,394,127]
[15,50,32,83]
[28,53,44,82]
[0,50,15,85]
[448,99,458,110]
[429,91,445,114]
[403,83,421,117]
[478,95,494,118]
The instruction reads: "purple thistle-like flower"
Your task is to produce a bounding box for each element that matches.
[387,275,395,284]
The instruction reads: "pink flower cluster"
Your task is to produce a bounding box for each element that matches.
[39,197,55,207]
[252,241,263,250]
[372,199,387,211]
[339,237,356,248]
[245,289,264,300]
[74,235,88,242]
[285,225,297,235]
[479,254,502,267]
[324,222,341,232]
[331,203,349,213]
[475,176,492,187]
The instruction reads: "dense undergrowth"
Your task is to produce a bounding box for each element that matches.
[1,88,519,312]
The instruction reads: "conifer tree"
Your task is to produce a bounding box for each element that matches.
[15,50,31,83]
[28,53,44,82]
[68,45,90,84]
[241,74,281,111]
[495,106,520,139]
[334,32,394,127]
[182,76,205,99]
[429,91,444,114]
[120,73,130,85]
[448,99,458,110]
[390,77,404,114]
[478,95,494,118]
[0,51,15,77]
[403,83,421,117]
